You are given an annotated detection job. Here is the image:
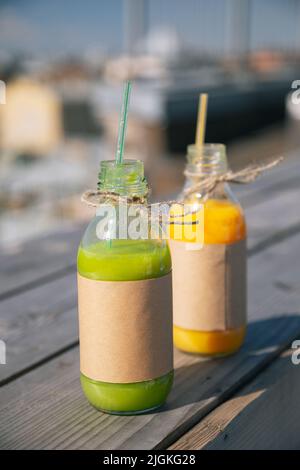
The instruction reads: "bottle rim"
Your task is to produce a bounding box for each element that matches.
[186,143,227,175]
[98,159,148,197]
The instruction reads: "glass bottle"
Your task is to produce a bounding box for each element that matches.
[78,159,173,414]
[170,144,247,356]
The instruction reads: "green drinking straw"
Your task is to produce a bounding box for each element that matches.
[115,80,132,165]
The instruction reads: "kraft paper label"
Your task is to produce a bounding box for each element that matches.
[77,272,173,383]
[169,239,247,331]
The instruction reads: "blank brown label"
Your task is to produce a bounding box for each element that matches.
[77,272,173,383]
[169,239,247,331]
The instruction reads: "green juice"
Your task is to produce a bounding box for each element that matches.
[78,239,173,414]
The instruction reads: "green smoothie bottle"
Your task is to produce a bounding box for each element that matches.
[77,159,173,414]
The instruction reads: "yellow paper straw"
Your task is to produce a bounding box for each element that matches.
[195,93,208,149]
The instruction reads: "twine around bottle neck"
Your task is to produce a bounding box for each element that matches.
[81,156,283,208]
[183,156,283,198]
[81,189,149,207]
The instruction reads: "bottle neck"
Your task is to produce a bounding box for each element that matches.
[186,144,227,176]
[183,144,228,200]
[98,159,148,201]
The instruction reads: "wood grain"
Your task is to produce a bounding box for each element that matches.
[0,225,82,300]
[0,154,299,449]
[0,160,300,386]
[0,189,299,387]
[0,154,299,299]
[0,229,300,449]
[170,349,300,450]
[233,150,300,208]
[0,272,78,385]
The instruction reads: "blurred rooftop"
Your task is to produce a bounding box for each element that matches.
[0,0,300,248]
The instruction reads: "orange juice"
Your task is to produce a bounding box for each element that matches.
[170,144,247,356]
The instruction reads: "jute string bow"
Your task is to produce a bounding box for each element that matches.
[81,156,283,208]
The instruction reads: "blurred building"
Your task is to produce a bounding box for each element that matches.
[123,0,300,57]
[0,78,62,156]
[0,0,300,246]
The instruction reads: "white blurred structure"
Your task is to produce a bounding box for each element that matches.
[286,90,300,149]
[0,80,6,104]
[141,27,183,59]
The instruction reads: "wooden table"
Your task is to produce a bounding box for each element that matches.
[1,153,300,450]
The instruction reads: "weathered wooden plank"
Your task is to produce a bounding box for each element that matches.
[0,228,299,449]
[0,153,299,299]
[0,225,82,299]
[243,184,300,251]
[170,349,300,450]
[0,272,78,385]
[1,185,299,386]
[234,151,300,208]
[233,152,300,247]
[0,167,300,387]
[0,154,299,448]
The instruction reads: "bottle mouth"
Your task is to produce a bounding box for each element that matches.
[98,159,148,197]
[186,144,227,176]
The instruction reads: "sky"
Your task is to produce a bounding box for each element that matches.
[0,0,299,58]
[0,0,124,56]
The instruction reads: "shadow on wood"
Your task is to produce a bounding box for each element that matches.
[163,315,300,413]
[171,348,300,450]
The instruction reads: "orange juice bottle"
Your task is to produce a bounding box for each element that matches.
[170,144,247,357]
